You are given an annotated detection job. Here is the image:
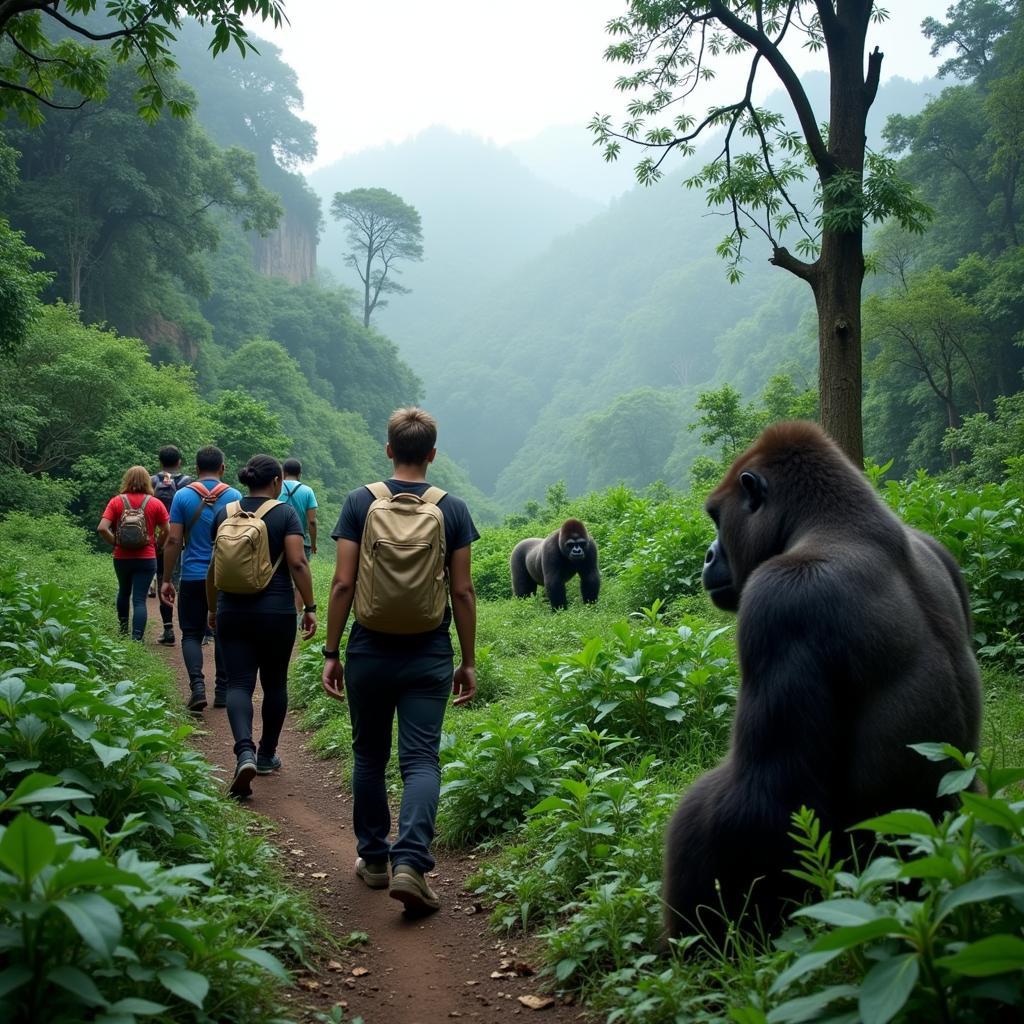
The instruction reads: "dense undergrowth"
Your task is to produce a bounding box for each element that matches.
[289,471,1024,1024]
[0,519,318,1023]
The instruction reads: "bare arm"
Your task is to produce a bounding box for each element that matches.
[449,545,477,706]
[285,534,317,640]
[160,522,184,606]
[97,517,116,547]
[321,539,359,700]
[307,508,318,555]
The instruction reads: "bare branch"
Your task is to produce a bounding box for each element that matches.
[0,76,87,109]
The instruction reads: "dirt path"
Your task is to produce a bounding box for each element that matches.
[147,598,584,1024]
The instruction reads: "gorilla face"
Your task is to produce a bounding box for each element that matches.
[703,469,769,612]
[563,537,588,562]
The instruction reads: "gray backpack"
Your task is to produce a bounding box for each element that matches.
[116,495,150,549]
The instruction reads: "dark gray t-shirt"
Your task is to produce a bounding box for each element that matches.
[332,479,480,657]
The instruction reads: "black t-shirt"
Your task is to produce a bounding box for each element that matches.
[211,497,304,614]
[332,479,480,657]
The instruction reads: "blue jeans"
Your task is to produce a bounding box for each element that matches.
[113,558,156,641]
[345,654,453,873]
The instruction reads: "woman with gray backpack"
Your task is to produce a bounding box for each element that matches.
[97,466,170,641]
[206,454,317,799]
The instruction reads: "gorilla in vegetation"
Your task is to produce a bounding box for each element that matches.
[510,518,600,610]
[663,421,982,942]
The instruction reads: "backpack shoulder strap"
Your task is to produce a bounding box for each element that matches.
[366,481,392,502]
[421,486,447,507]
[252,499,281,521]
[119,494,131,515]
[187,481,208,498]
[140,495,151,510]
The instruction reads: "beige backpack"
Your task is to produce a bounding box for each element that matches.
[213,500,283,595]
[354,482,447,634]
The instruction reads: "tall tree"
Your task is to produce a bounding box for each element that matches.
[591,1,931,462]
[330,187,424,327]
[0,1,286,123]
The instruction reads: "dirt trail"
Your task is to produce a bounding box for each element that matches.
[147,597,584,1024]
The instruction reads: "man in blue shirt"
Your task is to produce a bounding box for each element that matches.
[160,445,242,712]
[279,458,319,615]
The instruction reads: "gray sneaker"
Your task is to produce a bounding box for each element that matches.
[355,857,389,890]
[229,752,257,800]
[388,864,440,914]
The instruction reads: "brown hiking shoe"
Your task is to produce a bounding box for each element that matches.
[388,864,440,914]
[354,857,389,890]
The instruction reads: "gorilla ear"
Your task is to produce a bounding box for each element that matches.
[739,471,767,512]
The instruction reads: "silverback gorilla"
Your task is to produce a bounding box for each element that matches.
[663,421,981,942]
[510,518,600,610]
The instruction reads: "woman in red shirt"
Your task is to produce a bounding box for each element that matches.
[97,466,170,641]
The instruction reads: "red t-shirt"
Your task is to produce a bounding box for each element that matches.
[102,493,169,560]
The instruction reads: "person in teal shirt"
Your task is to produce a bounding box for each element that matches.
[280,459,319,614]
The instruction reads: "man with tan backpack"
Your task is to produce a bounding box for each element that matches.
[321,407,478,914]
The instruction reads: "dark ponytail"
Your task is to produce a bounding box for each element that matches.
[238,454,283,490]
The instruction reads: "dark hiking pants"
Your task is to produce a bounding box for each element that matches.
[178,579,226,698]
[114,558,155,641]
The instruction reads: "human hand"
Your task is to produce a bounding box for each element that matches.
[311,544,317,556]
[207,610,216,633]
[452,664,477,707]
[160,582,176,607]
[301,611,317,640]
[322,658,345,701]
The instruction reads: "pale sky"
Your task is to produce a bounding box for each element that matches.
[247,1,944,170]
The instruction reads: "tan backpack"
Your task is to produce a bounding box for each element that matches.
[212,500,283,595]
[115,495,151,550]
[354,482,447,634]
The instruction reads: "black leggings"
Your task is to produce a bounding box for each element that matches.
[217,611,295,757]
[113,558,156,641]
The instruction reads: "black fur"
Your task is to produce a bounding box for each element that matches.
[664,421,982,943]
[510,518,600,610]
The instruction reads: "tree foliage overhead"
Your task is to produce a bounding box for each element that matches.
[0,0,286,123]
[330,187,424,327]
[590,1,932,462]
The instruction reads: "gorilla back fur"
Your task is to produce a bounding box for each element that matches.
[510,518,600,610]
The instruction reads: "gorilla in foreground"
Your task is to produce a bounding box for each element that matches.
[510,518,600,610]
[664,421,981,942]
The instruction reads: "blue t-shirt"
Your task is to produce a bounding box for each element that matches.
[279,480,318,547]
[170,479,243,581]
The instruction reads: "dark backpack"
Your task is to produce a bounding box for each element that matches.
[152,471,192,513]
[115,495,151,550]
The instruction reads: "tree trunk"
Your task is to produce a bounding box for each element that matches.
[813,3,876,467]
[813,231,864,465]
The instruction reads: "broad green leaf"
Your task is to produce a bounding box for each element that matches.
[767,983,858,1023]
[937,767,976,797]
[938,871,1024,920]
[56,893,122,958]
[936,934,1024,977]
[854,810,938,837]
[769,950,843,994]
[89,739,132,768]
[960,792,1020,832]
[792,899,882,927]
[47,965,107,1007]
[106,997,170,1014]
[0,965,32,998]
[858,953,919,1024]
[234,946,289,981]
[812,917,904,953]
[647,691,680,708]
[0,812,57,882]
[157,967,209,1008]
[60,713,97,741]
[899,855,958,882]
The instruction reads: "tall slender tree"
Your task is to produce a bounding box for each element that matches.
[330,188,424,328]
[591,1,932,462]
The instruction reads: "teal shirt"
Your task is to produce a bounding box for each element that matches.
[279,480,318,547]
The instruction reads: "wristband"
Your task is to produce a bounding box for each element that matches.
[322,647,340,659]
[304,604,317,613]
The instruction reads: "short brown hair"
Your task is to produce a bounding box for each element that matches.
[120,465,153,494]
[387,407,437,464]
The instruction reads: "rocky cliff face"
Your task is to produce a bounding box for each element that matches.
[250,209,316,284]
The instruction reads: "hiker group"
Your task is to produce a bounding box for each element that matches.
[97,408,477,914]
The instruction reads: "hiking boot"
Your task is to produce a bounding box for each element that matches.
[355,857,390,890]
[388,864,440,913]
[213,689,227,709]
[118,619,129,637]
[229,752,257,799]
[202,631,213,646]
[186,687,207,713]
[256,753,282,775]
[157,627,175,646]
[148,584,157,599]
